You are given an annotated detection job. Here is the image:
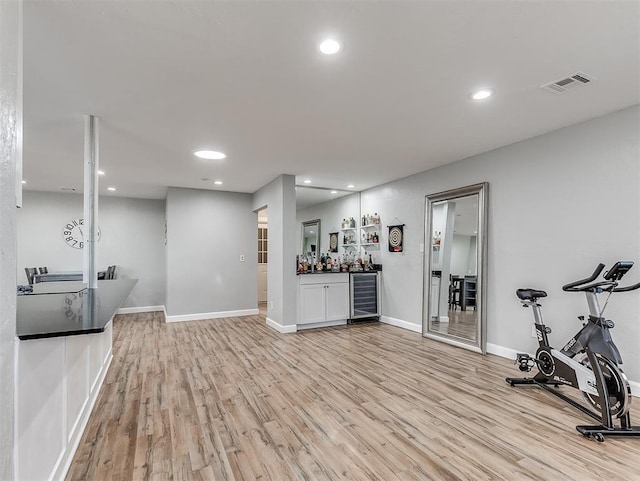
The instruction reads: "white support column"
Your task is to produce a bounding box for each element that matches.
[83,115,99,288]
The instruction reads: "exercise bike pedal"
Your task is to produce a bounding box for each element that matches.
[515,353,535,372]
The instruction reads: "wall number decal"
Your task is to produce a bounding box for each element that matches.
[62,218,101,249]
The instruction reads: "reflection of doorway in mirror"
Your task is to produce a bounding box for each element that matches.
[257,208,268,315]
[429,194,479,342]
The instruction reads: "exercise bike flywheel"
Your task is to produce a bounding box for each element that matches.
[577,353,631,418]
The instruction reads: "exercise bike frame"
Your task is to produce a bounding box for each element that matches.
[506,262,640,441]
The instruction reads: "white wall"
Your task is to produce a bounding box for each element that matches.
[0,0,19,477]
[166,187,257,318]
[252,175,297,330]
[451,235,476,276]
[17,191,166,307]
[361,106,640,382]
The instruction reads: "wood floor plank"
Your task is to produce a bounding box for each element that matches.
[66,313,640,481]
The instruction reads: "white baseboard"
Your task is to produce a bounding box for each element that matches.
[380,315,422,333]
[487,343,640,398]
[166,308,259,323]
[486,342,523,361]
[438,315,450,323]
[375,320,640,399]
[630,380,640,397]
[117,305,165,315]
[266,317,297,334]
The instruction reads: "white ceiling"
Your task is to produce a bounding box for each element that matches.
[22,1,640,201]
[295,186,354,210]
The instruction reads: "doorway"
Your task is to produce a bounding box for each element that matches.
[257,208,268,317]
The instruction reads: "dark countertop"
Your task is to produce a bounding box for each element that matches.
[297,270,348,275]
[17,279,137,340]
[297,266,382,275]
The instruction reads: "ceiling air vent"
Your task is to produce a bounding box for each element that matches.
[60,187,76,192]
[541,71,596,94]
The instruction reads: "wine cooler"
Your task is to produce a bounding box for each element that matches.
[349,272,380,322]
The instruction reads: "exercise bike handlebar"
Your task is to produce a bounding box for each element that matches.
[562,262,640,293]
[562,263,605,292]
[613,281,640,292]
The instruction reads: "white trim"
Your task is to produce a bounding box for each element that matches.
[297,320,347,330]
[365,322,640,397]
[117,305,165,315]
[166,308,259,323]
[629,379,640,398]
[487,342,640,398]
[266,317,297,334]
[52,351,113,481]
[380,315,422,333]
[486,342,523,361]
[438,315,450,323]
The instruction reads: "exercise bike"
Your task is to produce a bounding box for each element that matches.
[506,261,640,442]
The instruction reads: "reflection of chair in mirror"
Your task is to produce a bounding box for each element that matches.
[461,276,477,310]
[25,267,39,284]
[106,265,116,279]
[449,275,462,309]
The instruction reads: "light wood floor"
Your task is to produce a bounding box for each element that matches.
[66,312,640,481]
[429,309,477,341]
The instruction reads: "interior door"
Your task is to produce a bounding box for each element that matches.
[258,226,268,303]
[258,264,268,303]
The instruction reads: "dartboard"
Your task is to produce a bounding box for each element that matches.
[389,226,402,250]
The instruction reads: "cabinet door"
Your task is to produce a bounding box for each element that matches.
[299,284,326,324]
[325,282,350,321]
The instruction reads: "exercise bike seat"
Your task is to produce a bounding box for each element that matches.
[516,288,548,301]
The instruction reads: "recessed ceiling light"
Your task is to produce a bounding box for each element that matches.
[21,180,26,184]
[303,179,312,184]
[194,150,226,160]
[214,180,223,185]
[98,170,105,175]
[331,190,337,194]
[319,39,341,55]
[107,187,116,191]
[346,184,355,189]
[470,89,494,100]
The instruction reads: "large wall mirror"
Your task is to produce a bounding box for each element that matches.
[301,219,320,260]
[296,186,360,259]
[423,183,488,353]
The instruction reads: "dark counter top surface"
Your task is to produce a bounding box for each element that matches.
[297,266,382,275]
[17,279,137,340]
[297,270,348,275]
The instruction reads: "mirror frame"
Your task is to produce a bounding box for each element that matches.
[422,182,488,354]
[301,219,321,258]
